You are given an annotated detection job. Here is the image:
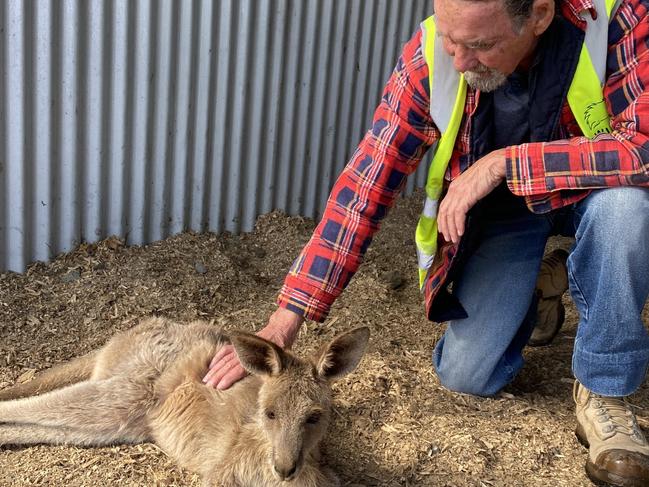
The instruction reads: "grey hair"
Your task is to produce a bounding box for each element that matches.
[503,0,536,28]
[455,0,536,30]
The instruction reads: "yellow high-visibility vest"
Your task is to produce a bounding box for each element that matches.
[416,0,620,288]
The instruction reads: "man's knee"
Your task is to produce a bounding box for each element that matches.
[433,345,501,397]
[579,187,649,242]
[436,369,496,397]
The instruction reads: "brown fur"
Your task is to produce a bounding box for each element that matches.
[0,317,370,486]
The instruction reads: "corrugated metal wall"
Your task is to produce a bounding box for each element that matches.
[0,0,432,273]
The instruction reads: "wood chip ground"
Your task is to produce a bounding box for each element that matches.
[1,190,647,487]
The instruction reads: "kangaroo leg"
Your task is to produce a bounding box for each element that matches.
[0,423,131,448]
[0,378,152,445]
[0,351,97,401]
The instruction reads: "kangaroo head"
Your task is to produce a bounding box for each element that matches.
[229,326,370,482]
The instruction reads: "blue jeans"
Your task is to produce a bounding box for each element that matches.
[433,187,649,397]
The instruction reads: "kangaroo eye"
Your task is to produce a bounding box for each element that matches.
[306,412,321,424]
[266,410,276,420]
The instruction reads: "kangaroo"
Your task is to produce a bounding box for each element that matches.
[0,317,370,486]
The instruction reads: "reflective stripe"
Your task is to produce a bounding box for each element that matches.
[583,0,621,83]
[418,250,435,272]
[427,72,466,201]
[422,197,438,218]
[429,18,463,133]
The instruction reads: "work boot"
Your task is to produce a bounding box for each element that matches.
[574,380,649,486]
[528,248,569,347]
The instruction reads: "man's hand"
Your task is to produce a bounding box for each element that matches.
[437,149,507,244]
[202,307,304,390]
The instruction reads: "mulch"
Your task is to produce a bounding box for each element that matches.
[1,190,647,487]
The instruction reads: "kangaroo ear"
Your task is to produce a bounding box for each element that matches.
[229,332,286,377]
[315,327,370,381]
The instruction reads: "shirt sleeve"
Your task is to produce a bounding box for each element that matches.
[506,0,649,196]
[276,28,437,322]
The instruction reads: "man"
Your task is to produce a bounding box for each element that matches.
[204,0,649,484]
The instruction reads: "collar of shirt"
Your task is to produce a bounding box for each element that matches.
[563,0,599,25]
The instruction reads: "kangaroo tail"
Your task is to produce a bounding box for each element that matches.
[0,351,98,401]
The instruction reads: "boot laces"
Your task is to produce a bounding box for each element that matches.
[591,395,644,443]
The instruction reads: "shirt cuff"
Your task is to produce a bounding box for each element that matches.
[505,143,550,196]
[276,277,338,323]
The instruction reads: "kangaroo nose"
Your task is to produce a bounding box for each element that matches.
[274,463,298,481]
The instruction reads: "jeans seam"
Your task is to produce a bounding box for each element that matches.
[568,265,589,321]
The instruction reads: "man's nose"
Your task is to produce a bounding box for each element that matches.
[451,45,478,73]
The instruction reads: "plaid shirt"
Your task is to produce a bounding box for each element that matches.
[278,0,649,322]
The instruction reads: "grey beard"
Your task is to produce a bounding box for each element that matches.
[464,68,508,92]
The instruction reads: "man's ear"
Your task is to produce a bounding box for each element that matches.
[229,332,286,377]
[531,0,555,36]
[315,327,370,381]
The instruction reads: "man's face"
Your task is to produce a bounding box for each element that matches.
[434,0,541,91]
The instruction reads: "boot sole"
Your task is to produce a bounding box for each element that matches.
[575,425,649,487]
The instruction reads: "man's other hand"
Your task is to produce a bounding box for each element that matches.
[202,307,304,390]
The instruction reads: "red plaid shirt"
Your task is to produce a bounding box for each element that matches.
[278,0,649,322]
